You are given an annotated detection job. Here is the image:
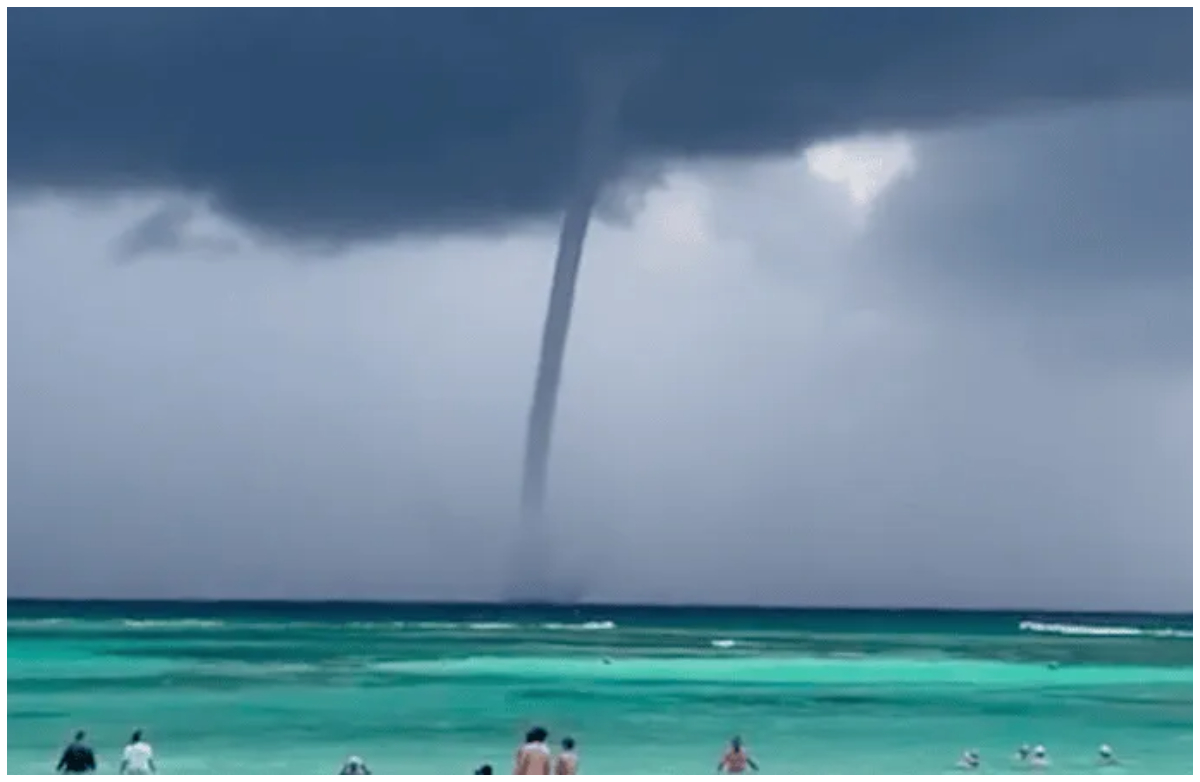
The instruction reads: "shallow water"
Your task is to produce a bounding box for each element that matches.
[7,602,1192,774]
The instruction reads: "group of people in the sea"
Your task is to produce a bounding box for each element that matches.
[54,726,1122,774]
[339,730,759,775]
[55,726,748,775]
[56,730,155,775]
[956,742,1121,771]
[333,726,584,775]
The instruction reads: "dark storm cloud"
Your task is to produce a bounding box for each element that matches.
[864,98,1193,288]
[8,8,1190,240]
[855,98,1194,370]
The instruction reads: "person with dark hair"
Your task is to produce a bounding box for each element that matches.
[56,731,97,774]
[514,727,552,774]
[474,764,494,774]
[119,730,156,775]
[554,737,579,775]
[338,755,371,775]
[717,736,759,774]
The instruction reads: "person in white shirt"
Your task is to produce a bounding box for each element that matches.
[119,730,156,775]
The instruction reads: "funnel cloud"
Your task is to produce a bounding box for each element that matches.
[517,65,641,601]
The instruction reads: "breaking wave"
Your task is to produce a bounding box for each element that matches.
[9,617,619,633]
[539,621,617,631]
[1019,620,1191,639]
[121,619,226,629]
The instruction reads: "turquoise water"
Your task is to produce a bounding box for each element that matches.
[7,602,1192,774]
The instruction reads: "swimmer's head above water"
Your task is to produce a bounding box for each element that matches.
[340,755,370,775]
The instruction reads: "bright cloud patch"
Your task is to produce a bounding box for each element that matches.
[628,172,719,273]
[804,134,917,210]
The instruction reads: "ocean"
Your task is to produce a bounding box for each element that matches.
[6,601,1192,775]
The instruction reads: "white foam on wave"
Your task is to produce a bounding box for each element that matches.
[1019,620,1192,639]
[540,621,617,631]
[344,621,410,630]
[201,661,321,677]
[400,620,620,632]
[13,617,622,633]
[8,618,68,627]
[710,639,737,649]
[121,619,226,629]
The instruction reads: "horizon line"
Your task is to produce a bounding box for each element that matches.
[5,596,1191,617]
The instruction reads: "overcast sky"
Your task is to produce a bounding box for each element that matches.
[7,10,1192,610]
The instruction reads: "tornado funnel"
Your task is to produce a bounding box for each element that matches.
[509,66,635,602]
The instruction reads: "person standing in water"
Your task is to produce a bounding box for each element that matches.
[717,736,759,774]
[338,755,372,774]
[56,731,97,774]
[554,737,579,774]
[119,730,156,775]
[514,727,552,774]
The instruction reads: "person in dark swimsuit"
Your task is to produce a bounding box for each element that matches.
[57,731,97,775]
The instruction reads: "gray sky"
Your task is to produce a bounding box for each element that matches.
[9,95,1191,610]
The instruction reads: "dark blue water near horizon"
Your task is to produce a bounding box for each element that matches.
[8,598,1193,632]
